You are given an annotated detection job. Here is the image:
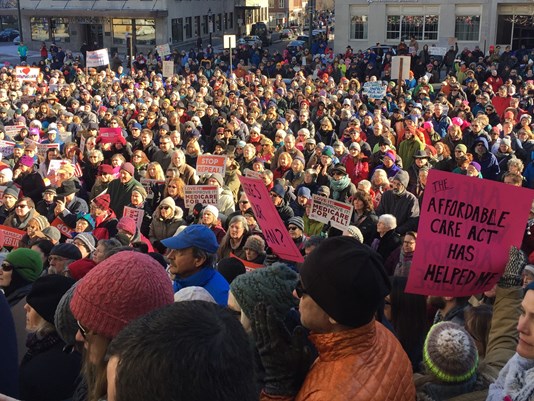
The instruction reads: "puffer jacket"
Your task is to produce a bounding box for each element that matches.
[149,206,184,243]
[261,320,415,401]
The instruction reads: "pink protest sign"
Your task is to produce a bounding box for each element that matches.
[98,127,122,144]
[239,176,304,263]
[406,170,533,297]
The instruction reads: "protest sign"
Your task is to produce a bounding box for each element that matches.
[244,168,263,180]
[5,125,26,137]
[196,155,227,176]
[230,252,264,272]
[184,185,219,208]
[429,47,447,56]
[406,170,533,297]
[47,159,74,175]
[362,82,387,100]
[0,225,25,248]
[98,127,122,144]
[156,43,171,56]
[51,217,73,239]
[239,176,304,263]
[309,194,353,231]
[0,140,15,158]
[162,60,174,77]
[140,178,165,200]
[15,66,40,82]
[123,206,145,229]
[24,138,59,158]
[391,56,411,80]
[86,49,110,68]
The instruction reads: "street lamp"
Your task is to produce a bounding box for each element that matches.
[208,8,213,47]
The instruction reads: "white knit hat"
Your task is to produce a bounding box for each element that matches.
[203,205,219,218]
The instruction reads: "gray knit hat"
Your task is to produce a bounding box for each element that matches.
[345,225,364,243]
[42,226,61,243]
[423,321,479,383]
[230,263,298,321]
[54,282,79,345]
[287,216,304,232]
[31,215,50,231]
[74,233,96,253]
[243,235,266,255]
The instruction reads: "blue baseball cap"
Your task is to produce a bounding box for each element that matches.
[161,224,219,254]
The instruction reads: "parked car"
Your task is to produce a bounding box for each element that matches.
[287,40,306,56]
[0,28,19,42]
[239,35,263,47]
[280,29,293,39]
[12,35,20,45]
[251,22,272,46]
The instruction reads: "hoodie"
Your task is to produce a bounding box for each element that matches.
[471,137,500,181]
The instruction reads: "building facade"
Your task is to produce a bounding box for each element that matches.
[0,0,268,52]
[334,0,534,54]
[268,0,303,28]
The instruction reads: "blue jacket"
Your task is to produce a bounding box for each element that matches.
[173,267,229,306]
[471,137,500,181]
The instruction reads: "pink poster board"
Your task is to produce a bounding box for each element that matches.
[239,176,304,263]
[406,170,533,296]
[98,127,123,144]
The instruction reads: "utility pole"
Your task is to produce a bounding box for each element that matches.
[308,0,314,49]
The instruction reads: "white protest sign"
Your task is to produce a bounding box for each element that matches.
[309,194,353,231]
[244,168,263,180]
[162,60,174,77]
[429,47,447,56]
[223,35,236,49]
[184,185,219,208]
[363,82,387,100]
[156,43,171,56]
[15,66,40,82]
[4,125,26,137]
[391,56,411,81]
[0,140,15,158]
[47,159,74,175]
[140,178,165,200]
[123,206,145,229]
[196,155,227,176]
[86,49,110,68]
[24,138,60,158]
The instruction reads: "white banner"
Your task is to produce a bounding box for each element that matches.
[86,49,110,68]
[309,194,353,231]
[162,60,174,77]
[363,82,387,100]
[156,43,171,56]
[184,185,219,208]
[429,47,447,56]
[15,66,40,82]
[0,140,15,158]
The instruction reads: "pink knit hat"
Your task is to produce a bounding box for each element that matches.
[117,216,137,235]
[70,251,174,339]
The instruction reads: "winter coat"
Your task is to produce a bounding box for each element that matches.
[398,137,425,169]
[0,292,18,398]
[217,187,236,216]
[5,208,40,230]
[6,283,32,364]
[373,229,402,269]
[260,320,415,401]
[173,266,229,306]
[57,196,89,229]
[376,190,420,235]
[15,171,46,205]
[276,200,295,223]
[92,211,118,240]
[149,206,184,243]
[19,332,81,401]
[471,138,500,181]
[351,211,378,246]
[107,177,142,218]
[342,155,369,186]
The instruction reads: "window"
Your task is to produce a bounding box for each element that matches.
[202,16,208,35]
[112,19,133,45]
[216,14,222,31]
[455,16,480,41]
[135,19,155,45]
[387,15,438,40]
[50,18,69,42]
[229,12,233,29]
[185,17,192,39]
[172,18,183,43]
[278,0,285,8]
[30,17,49,42]
[350,15,368,40]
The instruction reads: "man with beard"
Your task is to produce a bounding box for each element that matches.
[428,295,470,326]
[375,170,419,235]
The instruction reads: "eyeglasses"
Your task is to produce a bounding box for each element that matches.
[1,262,13,272]
[288,226,299,231]
[295,280,307,298]
[133,154,142,158]
[167,185,177,189]
[77,320,89,339]
[239,200,249,204]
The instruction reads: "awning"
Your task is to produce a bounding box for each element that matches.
[16,8,168,18]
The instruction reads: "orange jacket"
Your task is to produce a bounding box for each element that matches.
[261,320,415,401]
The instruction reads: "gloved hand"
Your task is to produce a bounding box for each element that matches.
[251,303,313,396]
[499,246,527,288]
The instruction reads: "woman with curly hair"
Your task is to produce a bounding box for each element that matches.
[350,190,378,246]
[164,176,187,216]
[131,150,150,180]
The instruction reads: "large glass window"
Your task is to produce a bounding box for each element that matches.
[185,17,192,39]
[387,15,438,40]
[135,18,155,45]
[171,18,183,43]
[50,18,69,42]
[455,16,480,41]
[112,18,133,45]
[350,15,368,40]
[30,17,49,42]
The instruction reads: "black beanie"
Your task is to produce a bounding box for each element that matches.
[217,257,246,284]
[27,275,76,324]
[300,236,391,328]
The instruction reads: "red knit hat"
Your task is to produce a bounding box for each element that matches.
[120,162,135,176]
[92,194,110,210]
[70,251,174,339]
[67,258,97,281]
[117,216,137,235]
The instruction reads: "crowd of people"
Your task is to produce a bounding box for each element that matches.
[0,30,533,401]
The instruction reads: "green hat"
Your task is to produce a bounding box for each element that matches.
[5,248,43,282]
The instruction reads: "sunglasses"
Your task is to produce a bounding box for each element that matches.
[1,261,13,272]
[160,205,171,210]
[287,225,299,231]
[16,204,28,209]
[295,280,307,298]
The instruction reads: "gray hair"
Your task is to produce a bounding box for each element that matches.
[229,215,249,232]
[379,214,397,230]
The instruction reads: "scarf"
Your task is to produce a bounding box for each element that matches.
[22,331,63,365]
[488,354,534,401]
[330,175,351,200]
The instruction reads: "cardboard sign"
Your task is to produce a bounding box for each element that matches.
[162,60,174,77]
[239,176,304,263]
[0,140,15,158]
[156,43,171,56]
[51,217,73,238]
[244,168,263,179]
[391,56,411,81]
[0,225,25,248]
[406,170,533,297]
[309,194,353,231]
[123,206,145,229]
[47,159,74,175]
[363,82,387,100]
[86,49,110,68]
[140,178,165,200]
[15,66,40,82]
[429,47,447,56]
[24,138,60,158]
[4,125,26,137]
[98,127,122,144]
[196,155,227,176]
[184,185,219,208]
